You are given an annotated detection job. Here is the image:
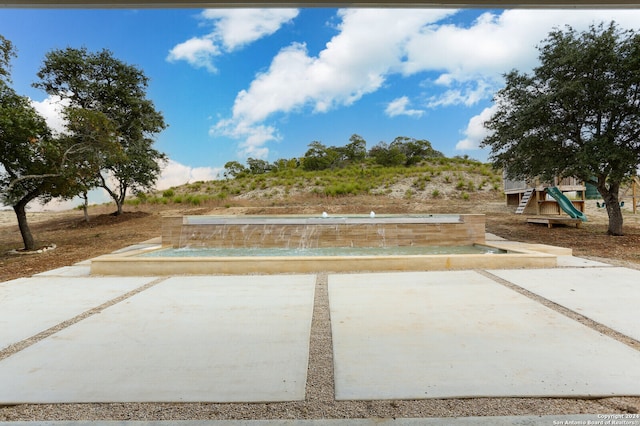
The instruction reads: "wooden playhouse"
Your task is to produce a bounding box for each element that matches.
[504,176,586,227]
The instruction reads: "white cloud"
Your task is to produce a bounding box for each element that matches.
[456,104,497,151]
[214,8,456,159]
[426,80,494,108]
[167,37,220,72]
[201,9,299,51]
[156,159,221,189]
[30,95,69,136]
[405,9,640,107]
[167,8,298,72]
[214,8,640,160]
[385,96,424,118]
[212,118,279,159]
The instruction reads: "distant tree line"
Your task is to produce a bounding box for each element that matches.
[223,135,444,179]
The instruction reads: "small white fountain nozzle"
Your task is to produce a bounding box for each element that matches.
[322,212,328,218]
[370,211,376,218]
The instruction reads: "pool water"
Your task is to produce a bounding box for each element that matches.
[139,245,505,258]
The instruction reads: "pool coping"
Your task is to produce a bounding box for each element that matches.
[89,242,560,276]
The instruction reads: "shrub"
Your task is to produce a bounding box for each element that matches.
[324,182,363,196]
[186,195,202,205]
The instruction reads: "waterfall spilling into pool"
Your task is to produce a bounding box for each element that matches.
[90,214,558,275]
[164,214,486,250]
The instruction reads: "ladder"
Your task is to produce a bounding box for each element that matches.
[515,188,534,214]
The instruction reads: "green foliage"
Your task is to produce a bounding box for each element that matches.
[302,141,340,171]
[134,140,501,208]
[35,46,167,215]
[482,21,640,235]
[389,136,444,166]
[0,35,15,84]
[185,194,202,205]
[368,142,406,167]
[324,181,366,197]
[246,157,271,174]
[223,161,247,179]
[0,37,76,250]
[345,134,367,163]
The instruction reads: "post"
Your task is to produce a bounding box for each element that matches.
[633,178,638,214]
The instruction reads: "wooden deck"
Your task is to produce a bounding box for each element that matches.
[526,216,583,228]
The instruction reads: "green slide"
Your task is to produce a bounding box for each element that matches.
[546,187,587,221]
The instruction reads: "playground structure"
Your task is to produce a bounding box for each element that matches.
[504,176,586,219]
[505,175,640,225]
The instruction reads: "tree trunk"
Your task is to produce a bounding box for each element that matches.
[604,195,624,236]
[114,184,127,216]
[597,179,624,236]
[13,201,36,251]
[100,181,123,216]
[82,192,90,223]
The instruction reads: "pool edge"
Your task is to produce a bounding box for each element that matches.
[89,242,558,276]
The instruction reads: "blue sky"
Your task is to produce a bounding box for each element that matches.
[2,7,640,207]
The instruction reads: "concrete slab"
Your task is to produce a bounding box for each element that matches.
[484,232,507,241]
[556,256,612,268]
[329,271,640,400]
[0,275,315,403]
[34,265,91,277]
[489,267,640,341]
[111,243,162,254]
[0,276,157,350]
[488,241,572,255]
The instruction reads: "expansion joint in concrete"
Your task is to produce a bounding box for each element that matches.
[0,277,169,362]
[304,272,336,404]
[477,270,640,352]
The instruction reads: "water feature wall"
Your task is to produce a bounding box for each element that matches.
[161,214,486,249]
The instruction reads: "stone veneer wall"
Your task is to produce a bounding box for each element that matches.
[162,215,485,249]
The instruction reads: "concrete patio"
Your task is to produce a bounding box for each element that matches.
[0,238,639,424]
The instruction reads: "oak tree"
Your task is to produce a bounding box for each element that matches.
[35,47,167,215]
[482,22,640,235]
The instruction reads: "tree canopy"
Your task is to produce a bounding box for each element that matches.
[35,47,167,215]
[482,22,640,235]
[1,36,87,250]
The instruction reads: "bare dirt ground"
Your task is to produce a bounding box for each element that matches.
[1,193,639,421]
[2,193,639,283]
